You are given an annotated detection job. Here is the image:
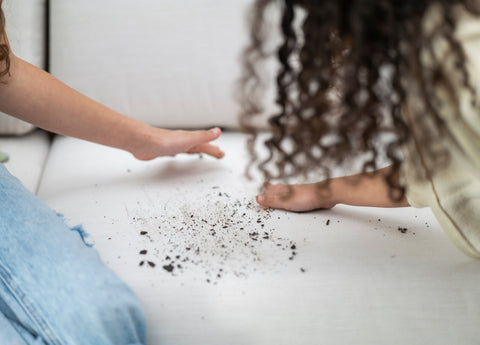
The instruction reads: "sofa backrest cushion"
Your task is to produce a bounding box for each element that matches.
[50,0,276,130]
[0,0,46,135]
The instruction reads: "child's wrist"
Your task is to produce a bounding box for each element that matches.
[126,123,158,159]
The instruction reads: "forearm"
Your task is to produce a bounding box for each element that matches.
[330,166,410,208]
[0,54,154,154]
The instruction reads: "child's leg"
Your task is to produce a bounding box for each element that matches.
[0,164,146,345]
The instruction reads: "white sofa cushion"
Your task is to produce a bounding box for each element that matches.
[49,0,276,129]
[37,133,480,345]
[0,0,46,135]
[0,130,50,193]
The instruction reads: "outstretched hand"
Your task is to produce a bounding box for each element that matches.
[132,127,224,161]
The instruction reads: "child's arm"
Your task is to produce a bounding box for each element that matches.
[0,52,224,160]
[256,166,410,212]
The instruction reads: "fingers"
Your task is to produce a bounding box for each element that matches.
[189,143,225,159]
[203,144,225,159]
[184,127,224,158]
[208,127,222,140]
[187,127,221,146]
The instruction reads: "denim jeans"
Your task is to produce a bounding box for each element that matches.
[0,164,147,345]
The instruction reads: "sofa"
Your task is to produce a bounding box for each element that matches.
[2,1,480,344]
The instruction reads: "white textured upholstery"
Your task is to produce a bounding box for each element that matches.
[0,0,46,135]
[0,130,50,193]
[50,0,276,129]
[38,133,480,345]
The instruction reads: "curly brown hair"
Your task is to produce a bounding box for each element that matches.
[0,0,10,79]
[239,0,480,200]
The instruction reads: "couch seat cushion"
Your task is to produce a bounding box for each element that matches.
[37,132,480,345]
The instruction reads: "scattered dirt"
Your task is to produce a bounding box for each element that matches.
[132,187,301,283]
[126,187,420,282]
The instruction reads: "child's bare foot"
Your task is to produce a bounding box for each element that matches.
[256,183,337,212]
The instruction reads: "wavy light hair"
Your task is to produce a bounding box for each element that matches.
[239,0,480,200]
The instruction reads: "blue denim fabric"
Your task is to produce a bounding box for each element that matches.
[0,164,147,345]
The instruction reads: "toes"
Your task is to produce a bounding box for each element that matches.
[256,194,267,206]
[256,193,279,208]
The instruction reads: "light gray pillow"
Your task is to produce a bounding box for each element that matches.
[0,0,46,135]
